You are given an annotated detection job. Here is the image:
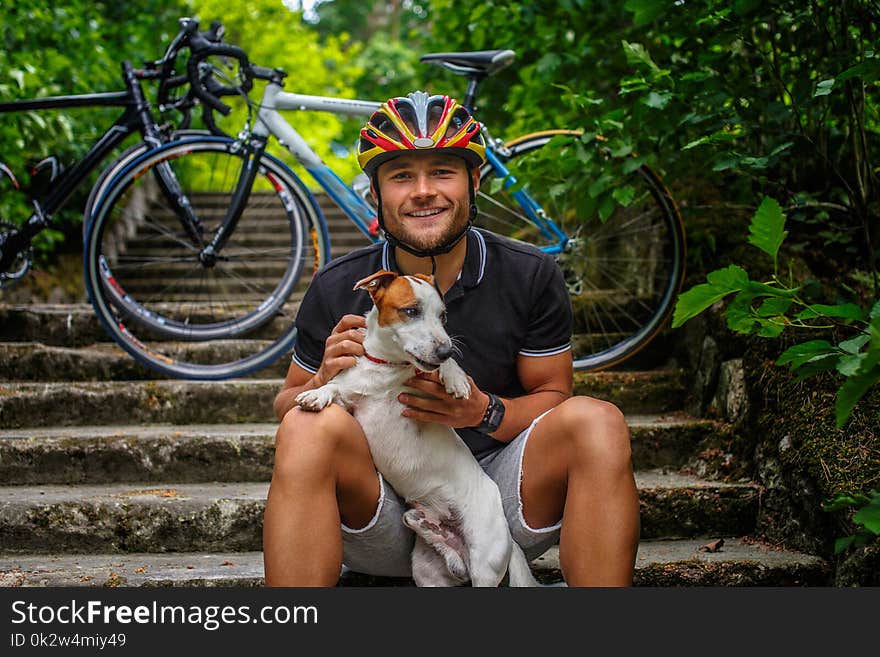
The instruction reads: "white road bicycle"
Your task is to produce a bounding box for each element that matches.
[83,18,686,380]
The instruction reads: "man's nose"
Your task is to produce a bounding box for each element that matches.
[411,173,435,198]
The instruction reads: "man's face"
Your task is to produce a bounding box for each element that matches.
[373,151,480,253]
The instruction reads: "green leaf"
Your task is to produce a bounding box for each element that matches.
[777,340,837,368]
[853,502,880,534]
[622,41,661,74]
[748,197,787,265]
[756,297,793,317]
[624,0,665,26]
[836,365,880,427]
[815,79,835,97]
[796,304,866,321]
[612,185,636,207]
[671,265,749,328]
[837,353,867,377]
[834,535,857,554]
[644,91,672,109]
[793,355,840,381]
[839,333,871,354]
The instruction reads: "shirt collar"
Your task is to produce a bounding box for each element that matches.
[381,228,487,289]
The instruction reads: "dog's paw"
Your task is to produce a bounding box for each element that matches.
[295,387,335,412]
[439,360,471,399]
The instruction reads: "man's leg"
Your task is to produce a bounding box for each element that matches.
[520,396,640,586]
[263,404,381,586]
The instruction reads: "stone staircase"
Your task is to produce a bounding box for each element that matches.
[0,196,830,587]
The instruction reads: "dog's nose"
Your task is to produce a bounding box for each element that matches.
[435,343,453,361]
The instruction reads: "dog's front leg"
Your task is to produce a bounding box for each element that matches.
[438,358,471,399]
[294,383,343,412]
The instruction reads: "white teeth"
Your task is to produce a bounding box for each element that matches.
[409,208,444,217]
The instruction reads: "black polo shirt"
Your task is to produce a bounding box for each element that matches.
[291,228,573,458]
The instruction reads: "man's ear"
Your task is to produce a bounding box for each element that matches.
[354,270,397,301]
[369,178,379,204]
[470,165,481,193]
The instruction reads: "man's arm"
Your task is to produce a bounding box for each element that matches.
[398,350,573,441]
[491,350,573,442]
[273,314,367,421]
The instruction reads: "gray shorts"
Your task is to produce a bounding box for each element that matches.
[341,411,561,577]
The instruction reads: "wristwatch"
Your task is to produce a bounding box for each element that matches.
[475,392,506,434]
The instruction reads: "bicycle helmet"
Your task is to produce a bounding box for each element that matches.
[358,91,485,260]
[358,91,486,176]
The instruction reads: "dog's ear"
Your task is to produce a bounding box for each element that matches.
[354,270,397,299]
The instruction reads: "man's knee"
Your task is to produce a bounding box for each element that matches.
[553,396,632,472]
[273,404,366,478]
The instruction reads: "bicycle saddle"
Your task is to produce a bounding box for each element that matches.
[420,49,516,76]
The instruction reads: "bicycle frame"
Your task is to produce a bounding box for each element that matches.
[250,83,569,254]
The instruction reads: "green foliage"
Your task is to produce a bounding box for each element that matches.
[1,0,190,259]
[823,490,880,554]
[424,0,879,281]
[674,198,880,427]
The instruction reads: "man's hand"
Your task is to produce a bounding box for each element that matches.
[315,314,366,386]
[398,371,490,429]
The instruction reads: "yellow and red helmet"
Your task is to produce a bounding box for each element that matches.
[358,91,486,176]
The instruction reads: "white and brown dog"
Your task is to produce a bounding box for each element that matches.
[295,270,537,587]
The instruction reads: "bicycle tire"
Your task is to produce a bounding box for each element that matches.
[83,130,212,234]
[83,135,331,380]
[478,130,685,371]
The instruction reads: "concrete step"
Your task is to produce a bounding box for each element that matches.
[0,341,289,381]
[0,538,827,587]
[0,472,758,554]
[0,372,687,428]
[0,414,723,485]
[0,336,684,382]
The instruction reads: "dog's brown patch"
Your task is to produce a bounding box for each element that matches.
[375,277,420,326]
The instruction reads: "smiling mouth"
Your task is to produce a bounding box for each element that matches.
[406,207,448,219]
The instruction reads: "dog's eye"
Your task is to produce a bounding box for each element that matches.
[440,311,448,325]
[400,306,421,319]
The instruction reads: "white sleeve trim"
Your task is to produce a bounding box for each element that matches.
[292,350,319,374]
[518,343,572,357]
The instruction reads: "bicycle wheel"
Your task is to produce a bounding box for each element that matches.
[479,130,685,371]
[84,136,330,380]
[83,130,211,234]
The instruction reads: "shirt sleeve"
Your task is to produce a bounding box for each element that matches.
[519,254,573,357]
[291,274,334,374]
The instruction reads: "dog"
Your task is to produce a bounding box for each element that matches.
[294,269,538,587]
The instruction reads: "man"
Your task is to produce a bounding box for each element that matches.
[263,91,639,586]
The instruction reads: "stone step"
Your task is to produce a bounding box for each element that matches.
[0,342,290,381]
[0,336,684,383]
[0,304,303,348]
[0,414,722,485]
[0,371,687,428]
[0,538,829,587]
[0,472,758,554]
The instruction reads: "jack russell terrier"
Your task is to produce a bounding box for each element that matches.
[295,270,538,587]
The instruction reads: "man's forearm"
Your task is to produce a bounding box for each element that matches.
[487,389,571,443]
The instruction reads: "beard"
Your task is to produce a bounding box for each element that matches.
[382,201,471,253]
